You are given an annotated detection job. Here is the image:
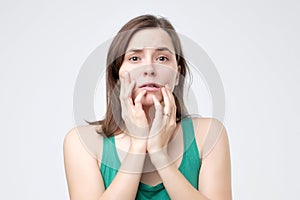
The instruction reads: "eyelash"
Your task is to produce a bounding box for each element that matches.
[128,56,169,62]
[157,56,169,62]
[129,56,140,62]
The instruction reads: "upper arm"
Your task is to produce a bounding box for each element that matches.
[196,118,232,200]
[63,127,105,200]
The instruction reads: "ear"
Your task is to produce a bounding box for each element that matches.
[175,65,181,86]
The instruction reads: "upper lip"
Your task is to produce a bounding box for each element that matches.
[139,82,162,88]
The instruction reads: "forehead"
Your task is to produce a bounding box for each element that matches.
[126,28,174,52]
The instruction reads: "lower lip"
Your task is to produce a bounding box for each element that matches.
[140,87,160,92]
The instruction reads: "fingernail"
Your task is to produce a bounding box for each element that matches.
[165,84,170,89]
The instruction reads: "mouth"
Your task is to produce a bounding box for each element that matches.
[139,82,161,88]
[139,82,161,92]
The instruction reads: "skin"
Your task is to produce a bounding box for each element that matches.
[63,28,232,200]
[119,28,179,108]
[118,28,180,145]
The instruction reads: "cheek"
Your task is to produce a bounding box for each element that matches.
[119,65,144,82]
[156,68,178,89]
[125,65,179,92]
[119,63,134,78]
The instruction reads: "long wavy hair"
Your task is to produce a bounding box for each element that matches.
[88,14,190,137]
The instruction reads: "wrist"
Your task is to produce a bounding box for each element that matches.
[120,149,147,174]
[129,140,147,154]
[148,149,171,170]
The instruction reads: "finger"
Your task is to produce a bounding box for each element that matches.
[161,87,171,116]
[125,80,135,106]
[161,87,172,128]
[150,95,164,137]
[123,71,131,86]
[124,72,136,106]
[120,71,130,97]
[120,72,135,107]
[165,85,176,118]
[119,76,128,112]
[134,90,147,110]
[120,72,129,93]
[119,74,125,98]
[165,84,176,107]
[120,75,134,119]
[127,80,135,96]
[152,95,163,118]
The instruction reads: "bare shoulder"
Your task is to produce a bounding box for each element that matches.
[63,124,104,162]
[191,116,229,159]
[63,125,106,198]
[190,116,232,198]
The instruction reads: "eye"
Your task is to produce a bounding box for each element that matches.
[157,56,169,62]
[129,56,140,62]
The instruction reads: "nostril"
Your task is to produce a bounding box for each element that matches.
[144,71,155,76]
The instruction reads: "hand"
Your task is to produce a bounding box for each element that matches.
[119,72,149,150]
[147,84,177,154]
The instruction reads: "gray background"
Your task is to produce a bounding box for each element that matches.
[1,0,299,199]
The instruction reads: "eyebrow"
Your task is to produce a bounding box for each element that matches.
[125,47,175,54]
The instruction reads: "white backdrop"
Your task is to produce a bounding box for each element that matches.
[1,0,299,199]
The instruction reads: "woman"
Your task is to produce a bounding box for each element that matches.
[64,14,232,200]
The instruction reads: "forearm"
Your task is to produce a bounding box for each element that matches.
[99,143,146,200]
[151,152,210,200]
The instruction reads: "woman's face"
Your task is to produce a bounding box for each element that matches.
[119,28,180,106]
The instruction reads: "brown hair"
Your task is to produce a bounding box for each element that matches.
[88,14,190,137]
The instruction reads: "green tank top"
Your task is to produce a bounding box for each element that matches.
[100,117,201,200]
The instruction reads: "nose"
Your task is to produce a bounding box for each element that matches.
[143,64,156,77]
